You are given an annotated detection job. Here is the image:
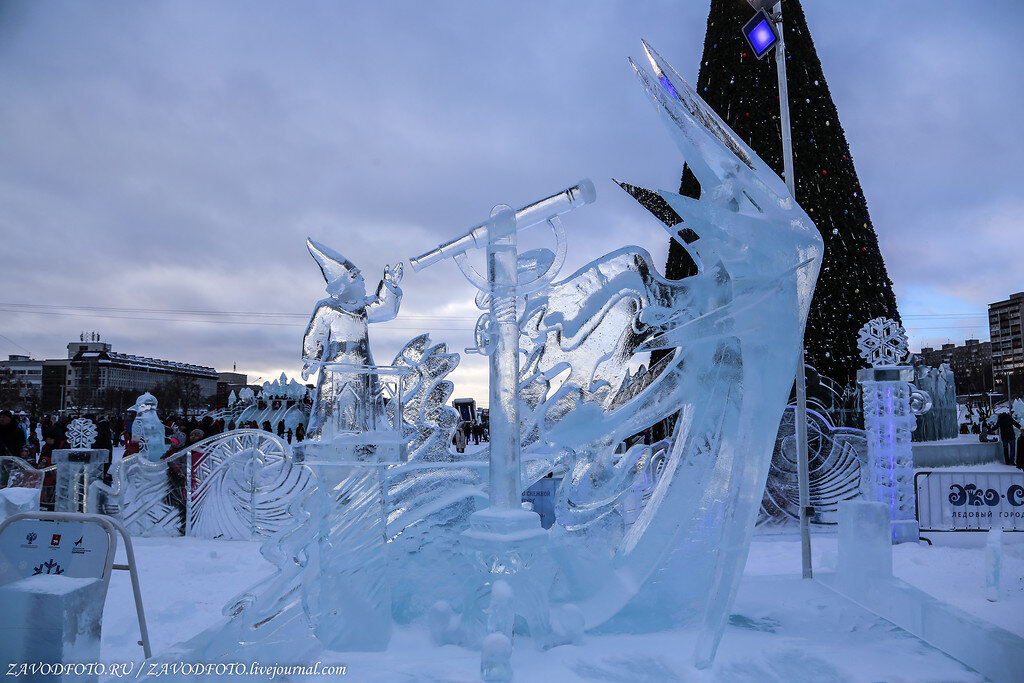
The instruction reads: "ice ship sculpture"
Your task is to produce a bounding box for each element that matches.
[183,41,822,671]
[510,42,821,663]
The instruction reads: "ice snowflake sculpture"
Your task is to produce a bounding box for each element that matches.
[65,418,97,449]
[857,317,908,367]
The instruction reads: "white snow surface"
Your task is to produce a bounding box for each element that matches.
[98,529,1023,681]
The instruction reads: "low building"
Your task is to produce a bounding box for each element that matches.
[40,337,218,414]
[0,355,43,410]
[216,371,250,409]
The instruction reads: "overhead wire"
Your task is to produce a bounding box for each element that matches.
[0,302,478,330]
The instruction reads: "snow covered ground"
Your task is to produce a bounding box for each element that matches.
[98,518,1022,681]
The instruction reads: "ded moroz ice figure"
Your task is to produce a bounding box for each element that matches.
[301,238,404,440]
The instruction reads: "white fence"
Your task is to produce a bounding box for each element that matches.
[915,470,1024,532]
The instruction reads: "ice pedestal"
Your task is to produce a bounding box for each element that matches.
[0,575,105,682]
[837,500,892,582]
[857,367,919,544]
[461,507,550,682]
[461,508,549,575]
[52,450,107,514]
[295,437,401,652]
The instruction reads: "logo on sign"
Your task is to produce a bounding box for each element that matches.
[72,536,89,555]
[916,470,1024,531]
[22,532,38,548]
[50,534,61,547]
[948,483,1024,507]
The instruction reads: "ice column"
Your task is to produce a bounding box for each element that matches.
[986,528,1002,602]
[858,366,917,543]
[461,205,547,567]
[407,181,595,563]
[487,206,521,511]
[408,182,593,669]
[856,318,927,544]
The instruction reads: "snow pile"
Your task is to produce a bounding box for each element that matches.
[0,486,41,519]
[95,530,1022,681]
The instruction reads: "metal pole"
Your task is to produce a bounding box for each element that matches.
[772,2,812,579]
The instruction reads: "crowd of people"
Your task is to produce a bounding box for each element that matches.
[0,408,120,507]
[452,420,487,454]
[964,408,1024,469]
[0,409,292,510]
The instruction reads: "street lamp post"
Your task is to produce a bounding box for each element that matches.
[744,0,813,579]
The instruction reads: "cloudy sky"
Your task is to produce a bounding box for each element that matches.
[1,1,1021,403]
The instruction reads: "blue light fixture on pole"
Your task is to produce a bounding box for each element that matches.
[742,8,779,58]
[744,0,813,580]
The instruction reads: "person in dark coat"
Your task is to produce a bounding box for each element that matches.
[91,415,114,482]
[995,411,1022,466]
[0,409,27,458]
[1016,428,1024,471]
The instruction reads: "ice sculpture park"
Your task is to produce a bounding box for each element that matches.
[2,42,1022,683]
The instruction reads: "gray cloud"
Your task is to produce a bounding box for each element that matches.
[1,1,1018,397]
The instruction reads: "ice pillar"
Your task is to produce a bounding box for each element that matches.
[463,205,547,564]
[486,205,522,511]
[986,528,1002,602]
[857,366,918,544]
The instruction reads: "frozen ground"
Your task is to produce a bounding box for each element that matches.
[98,523,1022,681]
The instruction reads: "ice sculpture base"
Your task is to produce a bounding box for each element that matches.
[52,450,107,514]
[838,501,892,580]
[293,441,396,652]
[891,519,920,545]
[461,508,548,575]
[0,575,104,681]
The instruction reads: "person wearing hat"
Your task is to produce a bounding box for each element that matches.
[301,238,403,440]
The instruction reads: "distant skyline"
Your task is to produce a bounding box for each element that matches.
[2,1,1021,403]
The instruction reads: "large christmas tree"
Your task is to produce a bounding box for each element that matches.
[622,0,899,386]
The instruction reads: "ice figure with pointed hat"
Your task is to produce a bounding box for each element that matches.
[302,238,404,440]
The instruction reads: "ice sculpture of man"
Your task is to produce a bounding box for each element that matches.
[301,238,403,440]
